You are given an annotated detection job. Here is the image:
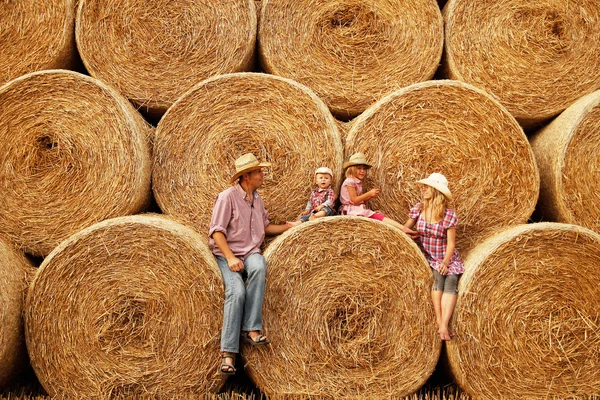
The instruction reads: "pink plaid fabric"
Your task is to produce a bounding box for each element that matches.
[409,203,464,275]
[308,187,335,210]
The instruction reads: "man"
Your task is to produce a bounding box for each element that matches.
[209,153,292,375]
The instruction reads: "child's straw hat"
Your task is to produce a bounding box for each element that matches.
[342,152,372,170]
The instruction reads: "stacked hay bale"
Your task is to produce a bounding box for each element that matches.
[1,0,597,398]
[530,90,600,233]
[25,215,225,398]
[0,239,35,388]
[76,0,257,116]
[442,0,600,128]
[345,80,539,256]
[447,223,600,399]
[0,70,152,257]
[258,0,443,118]
[243,217,440,399]
[0,0,78,86]
[152,73,343,238]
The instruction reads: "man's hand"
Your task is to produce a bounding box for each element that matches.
[227,256,244,272]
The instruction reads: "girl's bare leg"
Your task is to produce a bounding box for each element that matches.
[439,293,457,341]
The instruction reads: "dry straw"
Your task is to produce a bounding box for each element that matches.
[442,0,600,128]
[530,90,600,233]
[25,215,225,398]
[153,72,343,239]
[447,223,600,399]
[76,0,257,116]
[345,80,539,256]
[243,217,440,399]
[0,239,35,388]
[0,70,152,257]
[258,0,443,119]
[0,0,77,87]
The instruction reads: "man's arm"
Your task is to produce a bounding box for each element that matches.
[211,231,244,272]
[264,222,293,236]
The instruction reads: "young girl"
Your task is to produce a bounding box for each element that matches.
[404,173,464,341]
[339,152,417,237]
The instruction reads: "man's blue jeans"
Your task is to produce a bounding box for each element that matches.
[215,253,266,353]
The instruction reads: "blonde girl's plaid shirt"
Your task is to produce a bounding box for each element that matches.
[409,203,464,275]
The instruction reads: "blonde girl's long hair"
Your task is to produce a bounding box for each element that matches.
[423,186,448,221]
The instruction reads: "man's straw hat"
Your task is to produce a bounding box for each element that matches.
[230,153,271,183]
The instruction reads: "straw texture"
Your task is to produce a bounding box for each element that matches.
[258,0,443,118]
[530,90,600,233]
[443,0,600,128]
[153,72,343,238]
[345,80,539,256]
[447,223,600,399]
[76,0,257,115]
[0,239,35,388]
[0,0,77,87]
[243,217,440,399]
[25,215,225,398]
[0,70,152,257]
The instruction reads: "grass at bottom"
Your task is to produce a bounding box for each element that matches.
[0,357,469,400]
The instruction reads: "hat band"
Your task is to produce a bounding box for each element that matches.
[236,160,259,170]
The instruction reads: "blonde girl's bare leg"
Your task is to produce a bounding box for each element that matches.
[431,289,443,330]
[439,293,457,341]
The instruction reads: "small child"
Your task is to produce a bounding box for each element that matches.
[293,167,337,224]
[339,152,417,237]
[403,173,464,341]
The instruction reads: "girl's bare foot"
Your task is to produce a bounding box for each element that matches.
[439,327,452,341]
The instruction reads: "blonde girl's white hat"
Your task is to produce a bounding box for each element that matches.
[230,153,271,183]
[342,152,372,170]
[417,173,453,201]
[314,167,333,177]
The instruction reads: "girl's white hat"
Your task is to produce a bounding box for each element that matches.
[314,167,333,177]
[417,173,453,200]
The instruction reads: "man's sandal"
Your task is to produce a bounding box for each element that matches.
[220,355,236,376]
[241,332,270,346]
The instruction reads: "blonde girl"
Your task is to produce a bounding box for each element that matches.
[404,173,464,341]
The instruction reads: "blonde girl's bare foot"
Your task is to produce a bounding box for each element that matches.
[439,327,452,341]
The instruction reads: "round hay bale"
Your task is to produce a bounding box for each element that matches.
[0,0,77,87]
[76,0,257,116]
[0,70,152,257]
[25,215,225,398]
[447,223,600,399]
[153,72,343,238]
[345,80,539,256]
[243,217,439,399]
[530,90,600,233]
[258,0,443,119]
[0,239,35,388]
[443,0,600,128]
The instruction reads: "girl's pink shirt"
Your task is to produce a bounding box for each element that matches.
[339,176,375,217]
